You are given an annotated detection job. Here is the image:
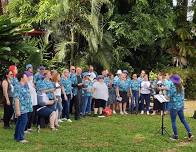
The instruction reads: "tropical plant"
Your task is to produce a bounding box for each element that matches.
[8,0,114,69]
[0,15,39,72]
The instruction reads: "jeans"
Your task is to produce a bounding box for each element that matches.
[62,94,71,119]
[82,96,92,115]
[3,99,14,127]
[131,90,139,112]
[14,113,28,141]
[170,108,191,136]
[140,94,150,112]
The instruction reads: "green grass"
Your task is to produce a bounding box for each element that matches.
[0,109,195,152]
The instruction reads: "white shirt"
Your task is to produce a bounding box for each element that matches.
[28,77,37,106]
[88,71,96,80]
[54,82,61,96]
[93,82,109,101]
[141,81,151,94]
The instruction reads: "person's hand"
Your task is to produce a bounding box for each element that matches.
[15,110,21,118]
[78,83,83,87]
[6,100,11,106]
[64,94,68,101]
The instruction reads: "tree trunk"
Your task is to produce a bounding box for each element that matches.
[176,0,188,26]
[70,28,75,66]
[0,0,3,15]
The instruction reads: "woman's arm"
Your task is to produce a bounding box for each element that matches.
[15,98,20,117]
[2,80,10,105]
[116,87,120,97]
[61,86,68,101]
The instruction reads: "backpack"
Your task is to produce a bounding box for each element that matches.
[102,107,112,117]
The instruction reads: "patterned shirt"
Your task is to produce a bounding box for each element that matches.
[113,76,120,88]
[82,80,93,96]
[14,83,32,114]
[163,79,173,96]
[60,77,72,95]
[116,79,130,92]
[104,76,110,87]
[36,79,55,100]
[70,73,77,96]
[130,80,140,91]
[34,73,44,84]
[168,83,184,111]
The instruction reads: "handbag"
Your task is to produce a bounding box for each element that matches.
[37,92,50,106]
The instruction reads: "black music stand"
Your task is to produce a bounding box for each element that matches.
[154,94,170,136]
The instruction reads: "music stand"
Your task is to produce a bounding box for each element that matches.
[154,94,170,136]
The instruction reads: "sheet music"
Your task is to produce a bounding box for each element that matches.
[154,94,169,103]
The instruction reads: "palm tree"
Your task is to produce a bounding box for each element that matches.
[34,0,113,67]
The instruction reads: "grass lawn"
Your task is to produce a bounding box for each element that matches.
[0,109,195,152]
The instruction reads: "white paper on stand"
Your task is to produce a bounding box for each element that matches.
[154,94,169,103]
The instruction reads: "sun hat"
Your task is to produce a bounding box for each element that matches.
[122,70,128,74]
[26,64,33,70]
[39,66,45,70]
[24,71,33,77]
[97,75,104,80]
[116,70,122,75]
[170,74,181,84]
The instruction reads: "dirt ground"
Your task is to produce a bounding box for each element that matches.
[184,100,196,117]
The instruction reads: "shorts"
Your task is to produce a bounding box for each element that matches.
[94,99,106,108]
[118,91,129,103]
[37,106,54,118]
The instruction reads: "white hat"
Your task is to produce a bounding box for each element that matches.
[116,70,122,75]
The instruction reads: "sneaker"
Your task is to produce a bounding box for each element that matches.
[151,112,156,115]
[37,125,40,133]
[113,110,116,114]
[170,135,178,141]
[24,130,31,134]
[123,111,128,115]
[147,111,150,115]
[19,140,28,143]
[188,133,194,141]
[140,111,144,115]
[98,115,105,118]
[27,128,33,132]
[51,128,58,131]
[3,126,12,129]
[58,119,63,123]
[67,119,72,122]
[62,118,68,121]
[120,111,124,115]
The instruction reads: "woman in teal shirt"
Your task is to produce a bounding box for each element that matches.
[14,73,32,143]
[168,74,193,141]
[116,73,130,115]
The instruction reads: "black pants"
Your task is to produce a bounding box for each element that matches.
[3,98,14,127]
[73,91,82,120]
[70,98,74,114]
[25,105,38,130]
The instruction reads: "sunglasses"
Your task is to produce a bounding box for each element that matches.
[71,69,75,70]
